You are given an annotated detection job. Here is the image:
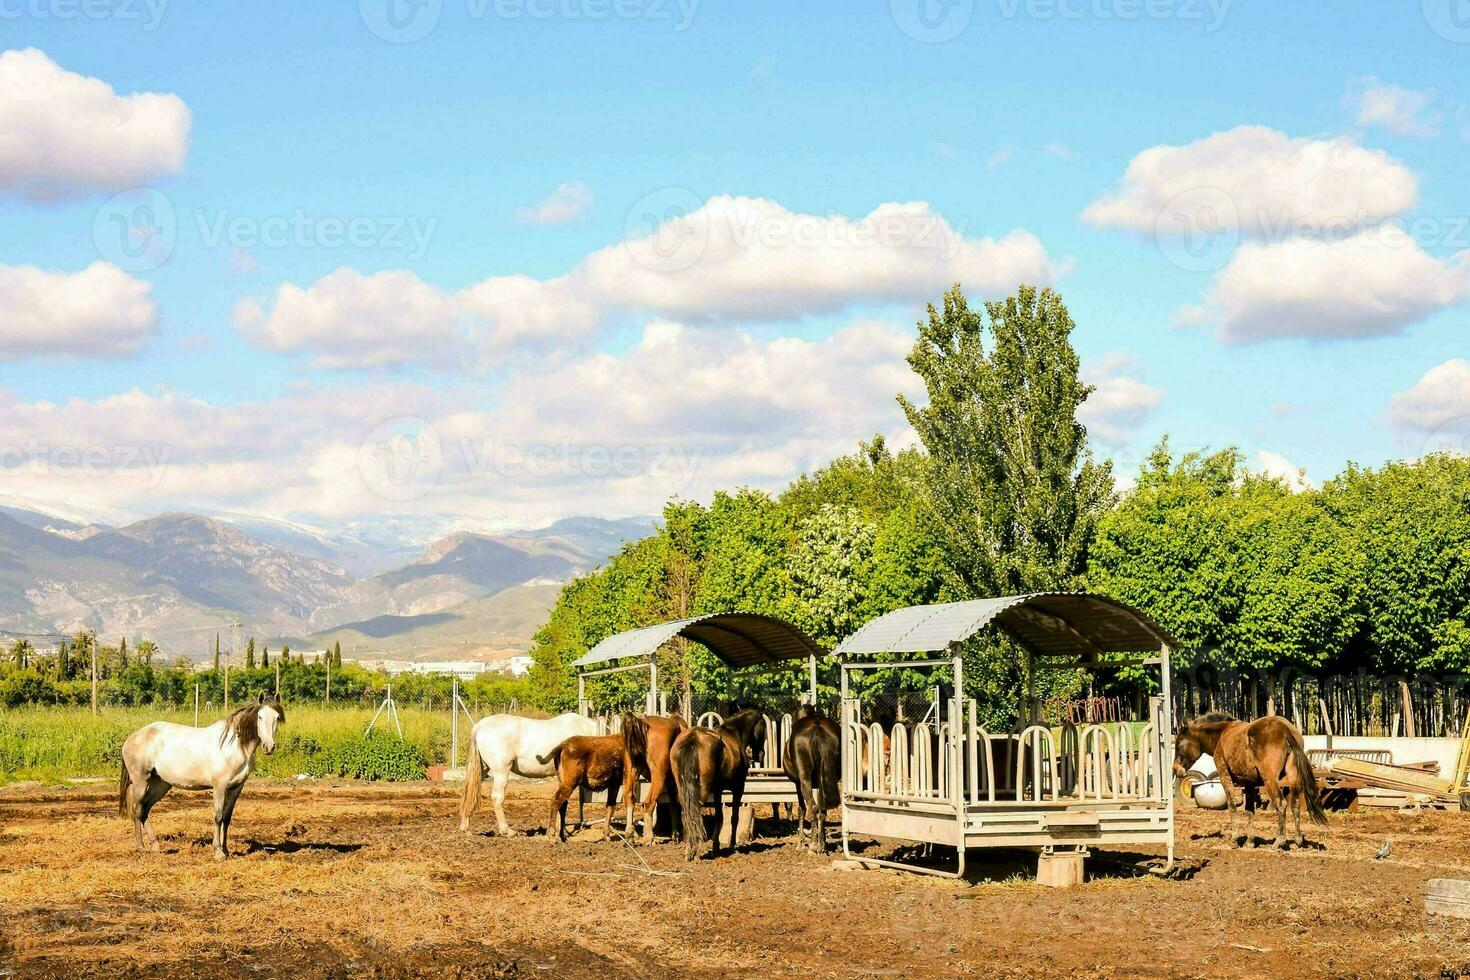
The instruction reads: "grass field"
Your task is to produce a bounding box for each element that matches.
[0,704,456,784]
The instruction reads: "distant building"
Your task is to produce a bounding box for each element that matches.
[505,655,534,678]
[359,659,488,681]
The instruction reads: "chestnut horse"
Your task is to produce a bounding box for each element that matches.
[542,733,626,842]
[671,707,767,861]
[1174,710,1327,848]
[783,703,838,853]
[620,712,687,843]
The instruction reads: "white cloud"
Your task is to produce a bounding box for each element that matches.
[1348,77,1441,138]
[1082,125,1417,237]
[1186,225,1470,343]
[243,268,465,369]
[0,262,157,359]
[515,181,593,226]
[1078,352,1163,445]
[1046,141,1074,160]
[580,196,1054,322]
[243,267,603,369]
[243,196,1055,369]
[987,146,1014,170]
[1387,359,1470,436]
[0,48,190,202]
[1255,450,1313,491]
[0,318,923,526]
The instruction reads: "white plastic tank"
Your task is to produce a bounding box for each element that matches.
[1181,753,1228,810]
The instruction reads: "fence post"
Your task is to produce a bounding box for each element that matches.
[326,653,331,704]
[194,684,199,726]
[451,675,459,770]
[224,665,230,712]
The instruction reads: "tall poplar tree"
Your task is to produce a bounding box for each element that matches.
[899,284,1113,598]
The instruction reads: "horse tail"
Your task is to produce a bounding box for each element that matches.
[118,759,131,817]
[818,725,839,810]
[675,737,705,849]
[536,738,572,768]
[623,713,648,768]
[1289,738,1328,826]
[460,727,483,832]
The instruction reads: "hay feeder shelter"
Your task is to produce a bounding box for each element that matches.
[835,592,1177,883]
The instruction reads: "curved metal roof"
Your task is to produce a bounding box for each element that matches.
[573,612,826,671]
[835,592,1175,658]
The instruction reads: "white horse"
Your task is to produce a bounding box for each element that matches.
[119,695,284,860]
[459,711,598,835]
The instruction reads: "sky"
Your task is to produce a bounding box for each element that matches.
[2,1,1468,539]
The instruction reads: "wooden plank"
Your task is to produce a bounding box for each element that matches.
[1330,758,1455,797]
[1426,879,1470,920]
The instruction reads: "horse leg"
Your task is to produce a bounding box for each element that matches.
[125,767,149,851]
[491,768,516,837]
[1262,753,1288,849]
[138,776,170,853]
[1216,766,1244,846]
[548,780,570,843]
[728,782,746,853]
[603,778,620,842]
[218,782,244,859]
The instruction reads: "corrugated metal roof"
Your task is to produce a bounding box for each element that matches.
[573,612,826,671]
[835,592,1175,657]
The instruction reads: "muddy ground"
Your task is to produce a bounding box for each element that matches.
[2,780,1468,979]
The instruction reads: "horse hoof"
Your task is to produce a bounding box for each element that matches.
[1233,836,1247,848]
[214,851,228,862]
[499,828,518,838]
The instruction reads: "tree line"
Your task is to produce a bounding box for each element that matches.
[527,285,1470,724]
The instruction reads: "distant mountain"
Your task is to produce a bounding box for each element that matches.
[0,509,653,662]
[216,514,417,578]
[78,514,354,618]
[301,582,562,662]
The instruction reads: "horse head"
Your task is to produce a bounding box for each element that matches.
[1173,711,1233,777]
[256,695,285,755]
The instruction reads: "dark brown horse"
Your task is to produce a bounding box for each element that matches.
[542,733,626,842]
[783,703,838,853]
[671,707,767,861]
[619,712,687,844]
[1174,710,1327,848]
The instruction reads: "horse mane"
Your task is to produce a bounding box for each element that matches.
[1195,710,1238,724]
[720,707,766,748]
[221,698,284,752]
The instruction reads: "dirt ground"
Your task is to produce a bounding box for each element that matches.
[2,780,1469,979]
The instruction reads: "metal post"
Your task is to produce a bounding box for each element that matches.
[648,660,658,715]
[90,638,98,716]
[451,675,460,770]
[326,652,331,704]
[275,662,281,698]
[952,645,966,879]
[1160,641,1175,872]
[808,653,818,706]
[578,673,587,716]
[194,684,200,726]
[224,665,230,712]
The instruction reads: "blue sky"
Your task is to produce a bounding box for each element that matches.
[2,1,1468,535]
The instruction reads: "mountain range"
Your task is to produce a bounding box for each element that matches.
[0,506,653,664]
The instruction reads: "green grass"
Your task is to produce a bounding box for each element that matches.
[0,704,455,784]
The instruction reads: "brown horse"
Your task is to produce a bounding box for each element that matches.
[783,703,838,853]
[542,733,626,842]
[619,712,687,844]
[671,707,767,861]
[1174,710,1327,848]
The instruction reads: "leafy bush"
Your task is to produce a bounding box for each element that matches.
[299,730,428,781]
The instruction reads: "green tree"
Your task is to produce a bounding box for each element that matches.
[245,637,256,670]
[135,640,158,666]
[899,285,1112,598]
[213,633,221,671]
